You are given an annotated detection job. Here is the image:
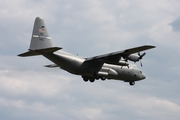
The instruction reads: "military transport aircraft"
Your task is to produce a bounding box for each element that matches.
[18,17,155,86]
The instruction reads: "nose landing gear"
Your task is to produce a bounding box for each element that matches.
[129,81,135,86]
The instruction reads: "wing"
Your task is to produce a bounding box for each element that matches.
[85,45,155,64]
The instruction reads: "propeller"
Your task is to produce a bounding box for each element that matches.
[138,52,146,67]
[124,52,146,67]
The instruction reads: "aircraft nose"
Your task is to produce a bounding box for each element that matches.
[141,73,146,79]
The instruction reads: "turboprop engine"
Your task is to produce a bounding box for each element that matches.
[126,52,146,66]
[127,54,140,62]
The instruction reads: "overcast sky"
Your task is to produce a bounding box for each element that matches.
[0,0,180,120]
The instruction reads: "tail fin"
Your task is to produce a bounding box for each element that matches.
[18,17,61,57]
[30,17,53,50]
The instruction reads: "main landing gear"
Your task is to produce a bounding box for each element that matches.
[82,76,106,83]
[83,76,135,86]
[129,81,135,86]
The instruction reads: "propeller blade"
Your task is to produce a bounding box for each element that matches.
[140,60,143,67]
[139,52,146,59]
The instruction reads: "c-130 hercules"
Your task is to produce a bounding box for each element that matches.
[18,17,155,86]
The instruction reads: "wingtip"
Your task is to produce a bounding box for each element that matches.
[144,45,156,48]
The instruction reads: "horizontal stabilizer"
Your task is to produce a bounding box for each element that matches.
[18,51,41,57]
[18,47,62,57]
[44,64,59,68]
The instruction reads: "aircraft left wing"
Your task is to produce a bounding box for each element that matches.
[85,45,155,64]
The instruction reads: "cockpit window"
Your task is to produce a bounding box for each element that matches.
[140,71,142,74]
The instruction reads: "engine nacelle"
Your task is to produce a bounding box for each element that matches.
[127,54,140,62]
[118,60,129,66]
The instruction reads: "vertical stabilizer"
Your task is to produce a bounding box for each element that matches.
[30,17,53,50]
[18,17,62,57]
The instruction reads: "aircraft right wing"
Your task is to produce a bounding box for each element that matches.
[85,45,155,64]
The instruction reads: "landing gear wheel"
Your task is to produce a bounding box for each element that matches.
[89,78,95,82]
[101,77,106,81]
[129,81,135,86]
[83,77,88,82]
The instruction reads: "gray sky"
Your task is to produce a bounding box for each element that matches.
[0,0,180,120]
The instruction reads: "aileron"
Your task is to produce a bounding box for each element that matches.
[122,45,155,55]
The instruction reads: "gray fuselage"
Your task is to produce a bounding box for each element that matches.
[43,50,146,82]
